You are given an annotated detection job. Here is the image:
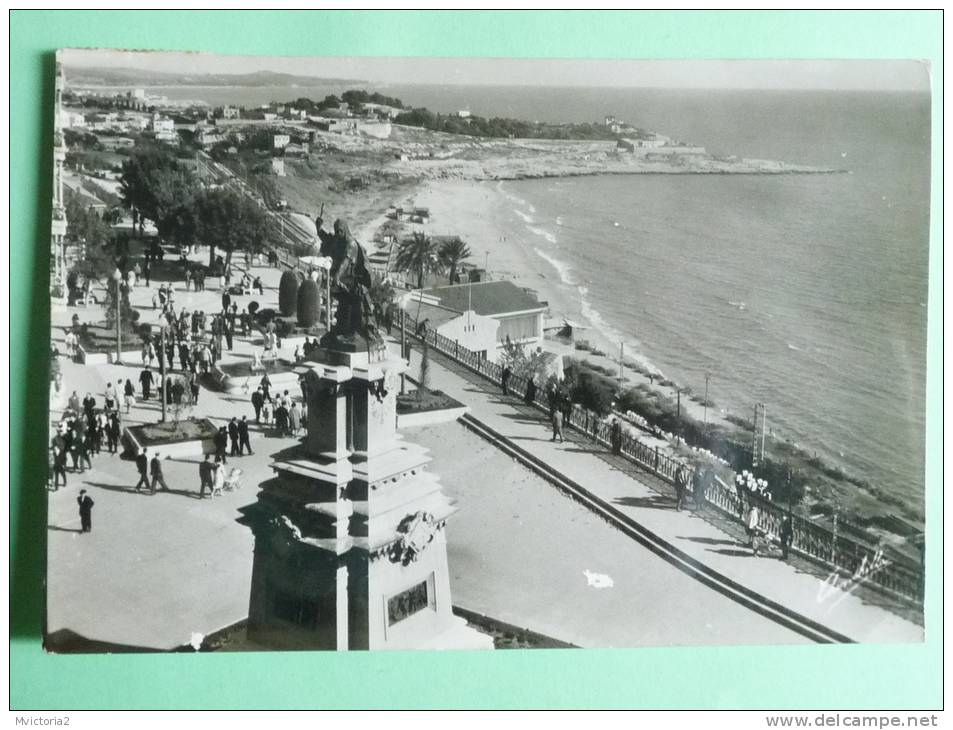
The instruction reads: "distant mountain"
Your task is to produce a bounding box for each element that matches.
[64,66,364,88]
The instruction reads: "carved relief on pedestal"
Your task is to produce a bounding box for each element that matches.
[388,511,438,566]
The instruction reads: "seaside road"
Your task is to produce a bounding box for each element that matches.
[404,344,923,645]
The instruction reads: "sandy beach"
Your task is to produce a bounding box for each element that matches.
[390,179,912,540]
[407,179,723,425]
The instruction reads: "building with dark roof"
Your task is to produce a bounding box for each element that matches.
[409,280,548,355]
[402,298,500,362]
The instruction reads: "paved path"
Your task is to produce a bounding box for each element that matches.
[46,254,303,651]
[46,244,919,649]
[404,346,923,644]
[407,422,810,648]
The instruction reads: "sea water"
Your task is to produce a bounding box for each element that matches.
[488,90,930,521]
[139,82,931,519]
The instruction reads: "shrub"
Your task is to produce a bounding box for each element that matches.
[138,323,153,342]
[582,360,616,377]
[247,301,260,316]
[296,279,320,328]
[256,308,277,325]
[275,318,294,338]
[571,371,614,415]
[278,270,300,316]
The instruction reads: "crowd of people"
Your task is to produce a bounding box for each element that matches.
[51,237,337,532]
[50,388,124,489]
[249,379,305,437]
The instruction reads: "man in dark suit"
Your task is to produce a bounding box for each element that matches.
[228,417,240,456]
[214,427,228,465]
[83,392,97,419]
[251,387,265,423]
[178,342,191,372]
[139,368,154,400]
[107,412,121,454]
[223,319,234,351]
[198,453,214,499]
[238,415,252,455]
[77,490,94,532]
[52,444,68,488]
[222,290,231,312]
[134,448,150,492]
[150,451,170,494]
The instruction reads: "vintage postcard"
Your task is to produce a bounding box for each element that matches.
[45,50,928,652]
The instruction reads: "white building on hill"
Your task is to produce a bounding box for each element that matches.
[151,113,177,142]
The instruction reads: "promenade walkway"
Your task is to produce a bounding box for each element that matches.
[46,241,919,650]
[46,254,304,651]
[404,345,923,645]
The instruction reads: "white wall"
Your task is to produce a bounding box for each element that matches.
[436,311,500,362]
[495,311,544,350]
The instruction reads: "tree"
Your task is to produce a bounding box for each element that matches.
[64,189,120,295]
[249,173,281,210]
[419,340,431,395]
[194,187,275,269]
[101,206,124,226]
[297,279,320,328]
[64,189,111,247]
[498,336,549,383]
[368,273,397,323]
[278,270,300,316]
[119,144,201,243]
[395,232,441,289]
[438,237,472,285]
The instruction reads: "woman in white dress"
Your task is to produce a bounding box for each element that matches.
[213,458,227,495]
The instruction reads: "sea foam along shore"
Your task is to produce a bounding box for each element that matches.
[404,178,922,545]
[411,178,664,378]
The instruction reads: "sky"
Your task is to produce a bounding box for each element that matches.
[59,49,930,91]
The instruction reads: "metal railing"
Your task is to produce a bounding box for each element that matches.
[399,308,924,607]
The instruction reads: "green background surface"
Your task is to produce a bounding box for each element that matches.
[10,10,943,710]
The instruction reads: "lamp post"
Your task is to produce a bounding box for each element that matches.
[751,402,767,473]
[703,372,711,431]
[676,387,683,443]
[485,249,490,272]
[111,267,124,365]
[159,324,167,423]
[400,309,407,395]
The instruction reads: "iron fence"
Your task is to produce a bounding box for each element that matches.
[399,308,923,606]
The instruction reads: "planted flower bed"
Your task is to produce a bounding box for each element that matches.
[122,417,218,459]
[210,357,303,394]
[75,321,145,364]
[397,389,468,428]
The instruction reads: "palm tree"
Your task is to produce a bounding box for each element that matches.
[395,232,441,289]
[438,237,472,285]
[368,273,398,332]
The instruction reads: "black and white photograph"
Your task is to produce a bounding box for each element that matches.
[45,49,929,653]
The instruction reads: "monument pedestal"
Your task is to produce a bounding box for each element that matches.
[240,342,491,651]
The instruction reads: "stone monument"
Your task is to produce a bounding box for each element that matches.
[239,337,492,650]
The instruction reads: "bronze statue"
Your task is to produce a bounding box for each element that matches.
[315,217,382,350]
